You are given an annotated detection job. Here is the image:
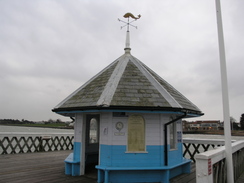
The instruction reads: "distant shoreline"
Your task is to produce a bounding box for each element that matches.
[183,130,244,136]
[0,124,73,130]
[2,124,243,135]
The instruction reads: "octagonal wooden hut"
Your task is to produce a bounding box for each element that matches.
[53,22,203,183]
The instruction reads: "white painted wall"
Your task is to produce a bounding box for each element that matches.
[74,113,83,143]
[99,112,183,146]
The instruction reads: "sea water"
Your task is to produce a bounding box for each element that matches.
[1,125,244,140]
[0,125,73,137]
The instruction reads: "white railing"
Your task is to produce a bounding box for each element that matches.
[0,133,74,154]
[182,138,235,162]
[195,140,244,183]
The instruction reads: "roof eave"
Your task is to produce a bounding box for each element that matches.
[52,105,203,117]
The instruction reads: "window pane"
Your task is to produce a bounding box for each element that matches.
[169,123,176,150]
[89,118,98,143]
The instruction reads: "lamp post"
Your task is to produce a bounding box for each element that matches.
[215,0,234,182]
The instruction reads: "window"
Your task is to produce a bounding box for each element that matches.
[89,118,98,144]
[127,114,145,152]
[169,122,177,150]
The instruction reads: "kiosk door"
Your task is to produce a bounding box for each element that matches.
[85,114,99,164]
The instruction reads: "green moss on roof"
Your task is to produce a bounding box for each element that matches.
[54,52,202,115]
[111,60,171,107]
[58,61,119,108]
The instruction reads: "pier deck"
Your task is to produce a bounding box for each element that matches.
[0,150,243,183]
[0,150,96,183]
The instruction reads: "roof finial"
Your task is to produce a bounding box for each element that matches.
[118,13,141,53]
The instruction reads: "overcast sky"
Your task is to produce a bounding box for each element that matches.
[0,0,243,122]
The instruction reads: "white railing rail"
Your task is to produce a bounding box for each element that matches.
[183,138,235,145]
[182,138,235,163]
[195,140,244,183]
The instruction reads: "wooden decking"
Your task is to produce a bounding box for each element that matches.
[0,150,242,183]
[0,150,96,183]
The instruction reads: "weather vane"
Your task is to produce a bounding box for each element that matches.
[118,12,141,31]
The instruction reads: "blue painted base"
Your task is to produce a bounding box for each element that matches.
[97,143,191,183]
[99,144,184,167]
[64,142,81,176]
[96,159,191,183]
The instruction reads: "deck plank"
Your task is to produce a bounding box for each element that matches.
[170,163,196,183]
[236,172,244,183]
[0,150,96,183]
[1,151,243,183]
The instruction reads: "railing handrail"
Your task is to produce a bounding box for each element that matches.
[183,138,236,145]
[195,140,244,183]
[0,132,73,136]
[195,140,244,163]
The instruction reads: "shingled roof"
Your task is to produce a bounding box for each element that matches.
[52,48,203,117]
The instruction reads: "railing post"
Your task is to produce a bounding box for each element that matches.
[39,136,44,152]
[39,136,51,152]
[196,157,213,183]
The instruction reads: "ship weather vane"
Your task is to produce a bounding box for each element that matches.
[118,12,141,31]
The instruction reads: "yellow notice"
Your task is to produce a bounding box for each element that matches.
[127,114,145,152]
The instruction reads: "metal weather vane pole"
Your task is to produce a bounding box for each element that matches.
[215,0,234,182]
[118,13,141,51]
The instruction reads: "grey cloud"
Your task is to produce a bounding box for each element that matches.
[0,0,243,121]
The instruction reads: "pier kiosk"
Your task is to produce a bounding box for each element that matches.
[52,13,203,183]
